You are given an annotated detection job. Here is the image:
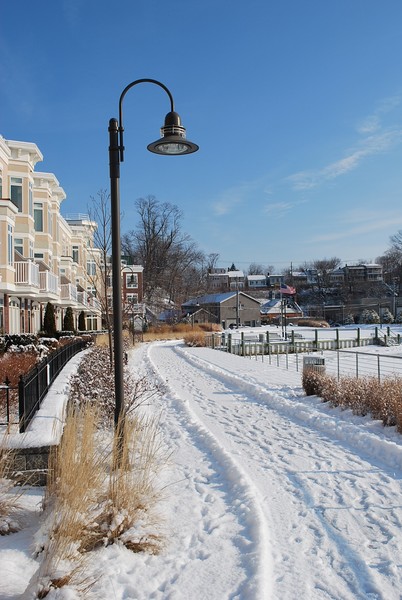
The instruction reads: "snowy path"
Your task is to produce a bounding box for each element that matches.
[2,340,401,599]
[135,341,402,600]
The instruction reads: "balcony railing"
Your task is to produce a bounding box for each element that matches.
[15,261,40,287]
[39,271,59,295]
[87,296,101,311]
[77,291,88,306]
[60,283,78,302]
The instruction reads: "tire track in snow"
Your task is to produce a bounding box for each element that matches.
[145,342,273,600]
[145,342,402,599]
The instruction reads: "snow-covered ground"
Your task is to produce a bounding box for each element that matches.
[1,338,402,599]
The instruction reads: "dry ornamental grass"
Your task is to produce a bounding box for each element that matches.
[302,371,402,432]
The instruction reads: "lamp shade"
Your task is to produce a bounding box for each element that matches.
[147,111,199,155]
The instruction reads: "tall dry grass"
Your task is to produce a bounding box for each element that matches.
[143,322,220,342]
[183,332,207,347]
[302,371,402,432]
[0,440,24,535]
[35,403,165,596]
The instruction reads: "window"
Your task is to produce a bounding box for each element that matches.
[86,260,96,276]
[126,273,138,288]
[72,245,79,263]
[14,238,24,255]
[34,253,44,260]
[29,183,33,216]
[29,241,34,258]
[127,293,139,305]
[48,208,53,235]
[34,203,43,231]
[8,224,13,265]
[10,177,23,211]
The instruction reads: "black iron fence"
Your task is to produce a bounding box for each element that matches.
[18,339,87,433]
[0,377,18,428]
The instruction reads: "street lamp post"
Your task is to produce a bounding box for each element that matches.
[109,78,198,427]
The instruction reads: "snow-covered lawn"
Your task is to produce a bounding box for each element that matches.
[1,339,402,599]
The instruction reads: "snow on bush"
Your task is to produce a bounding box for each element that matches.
[302,371,402,432]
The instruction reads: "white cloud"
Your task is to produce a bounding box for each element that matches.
[309,210,402,243]
[288,129,402,191]
[263,199,307,218]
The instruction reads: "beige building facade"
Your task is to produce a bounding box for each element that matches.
[0,135,102,334]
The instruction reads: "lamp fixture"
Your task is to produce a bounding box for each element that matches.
[148,111,199,155]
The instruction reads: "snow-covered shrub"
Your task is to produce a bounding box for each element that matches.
[360,309,380,324]
[381,308,394,324]
[2,334,39,352]
[344,313,355,325]
[69,345,158,424]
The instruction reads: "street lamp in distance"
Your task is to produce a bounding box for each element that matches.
[109,78,198,427]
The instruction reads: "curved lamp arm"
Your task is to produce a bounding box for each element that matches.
[118,78,175,161]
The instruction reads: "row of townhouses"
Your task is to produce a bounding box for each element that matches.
[208,264,384,292]
[208,268,285,291]
[0,135,144,335]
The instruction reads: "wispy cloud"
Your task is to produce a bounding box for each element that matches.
[263,199,307,218]
[288,130,402,191]
[211,179,266,216]
[357,94,401,134]
[309,209,402,243]
[288,94,402,191]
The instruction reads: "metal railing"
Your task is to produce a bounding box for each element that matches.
[39,270,59,294]
[14,260,40,287]
[206,330,402,381]
[18,339,87,433]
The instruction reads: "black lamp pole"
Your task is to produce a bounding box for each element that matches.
[108,78,198,427]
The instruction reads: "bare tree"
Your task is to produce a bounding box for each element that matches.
[390,230,402,253]
[312,257,342,288]
[248,263,265,275]
[122,196,204,307]
[87,190,113,365]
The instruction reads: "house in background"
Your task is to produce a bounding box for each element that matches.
[208,268,245,291]
[246,274,268,290]
[182,292,261,328]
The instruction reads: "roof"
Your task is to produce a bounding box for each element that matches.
[261,298,303,315]
[247,274,266,281]
[183,292,235,306]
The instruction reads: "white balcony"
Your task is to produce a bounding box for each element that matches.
[15,261,40,287]
[61,283,78,302]
[77,291,88,305]
[39,271,59,295]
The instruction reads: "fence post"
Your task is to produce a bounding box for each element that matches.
[336,329,340,350]
[314,329,318,350]
[241,332,245,357]
[228,333,232,353]
[337,350,340,380]
[357,327,361,346]
[19,374,26,433]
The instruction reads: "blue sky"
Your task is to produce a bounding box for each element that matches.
[2,1,402,273]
